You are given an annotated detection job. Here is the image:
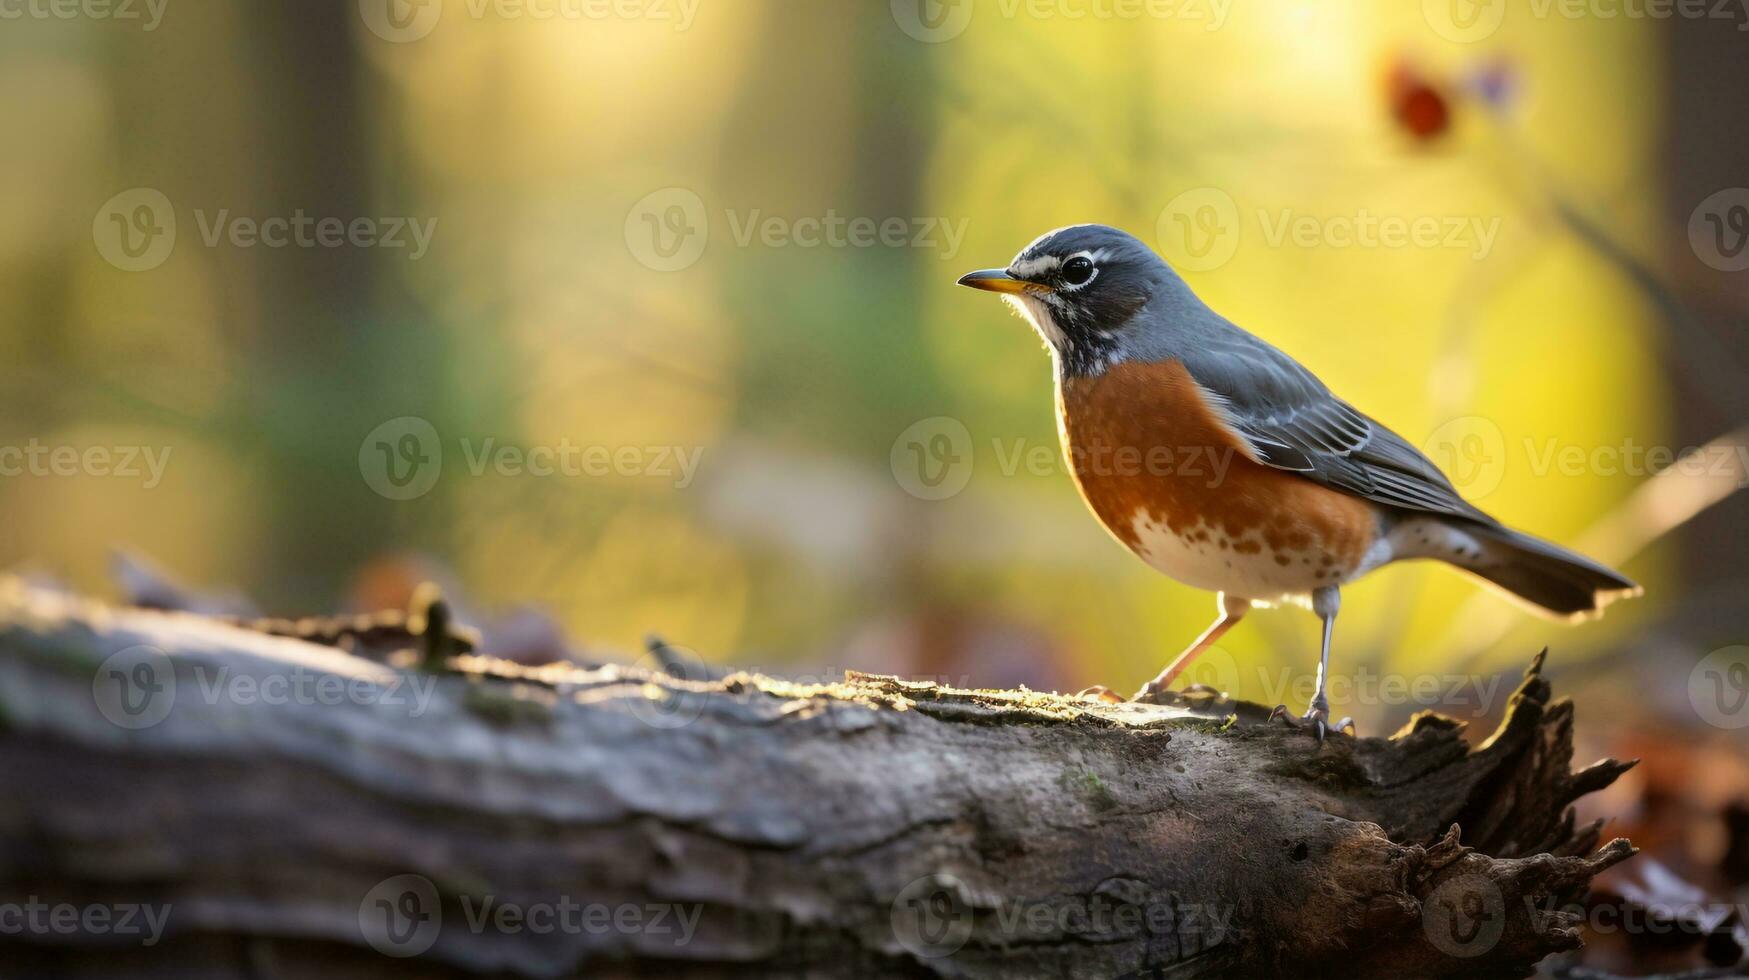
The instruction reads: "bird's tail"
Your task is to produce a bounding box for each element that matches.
[1450,522,1642,621]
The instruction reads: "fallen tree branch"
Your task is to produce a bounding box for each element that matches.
[0,578,1634,978]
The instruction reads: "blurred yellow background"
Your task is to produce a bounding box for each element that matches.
[3,0,1741,731]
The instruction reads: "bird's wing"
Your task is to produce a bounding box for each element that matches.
[1179,340,1497,525]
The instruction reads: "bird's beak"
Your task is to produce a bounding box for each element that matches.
[957,268,1046,295]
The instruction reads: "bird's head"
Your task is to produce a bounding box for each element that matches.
[958,224,1185,376]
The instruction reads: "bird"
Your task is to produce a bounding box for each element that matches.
[958,224,1641,738]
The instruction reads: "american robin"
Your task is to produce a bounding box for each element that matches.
[959,225,1640,737]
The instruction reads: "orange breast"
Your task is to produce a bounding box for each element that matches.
[1057,358,1380,579]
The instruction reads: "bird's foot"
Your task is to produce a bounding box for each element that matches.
[1268,702,1356,741]
[1075,685,1126,704]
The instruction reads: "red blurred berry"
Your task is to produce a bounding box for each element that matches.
[1388,62,1452,142]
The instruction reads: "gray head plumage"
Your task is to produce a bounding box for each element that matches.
[958,224,1217,376]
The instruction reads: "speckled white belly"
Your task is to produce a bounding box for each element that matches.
[1127,510,1362,605]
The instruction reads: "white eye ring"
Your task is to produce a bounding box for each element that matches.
[1060,252,1098,290]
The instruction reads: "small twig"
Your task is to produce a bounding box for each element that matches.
[643,632,733,682]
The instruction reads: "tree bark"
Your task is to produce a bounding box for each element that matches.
[0,578,1634,979]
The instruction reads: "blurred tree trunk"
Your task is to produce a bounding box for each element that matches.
[1664,17,1749,607]
[107,0,444,607]
[232,1,405,605]
[713,4,952,658]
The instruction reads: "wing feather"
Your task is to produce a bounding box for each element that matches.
[1179,343,1495,525]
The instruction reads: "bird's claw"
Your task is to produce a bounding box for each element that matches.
[1269,702,1355,741]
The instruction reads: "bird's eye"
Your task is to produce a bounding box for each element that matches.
[1061,256,1096,287]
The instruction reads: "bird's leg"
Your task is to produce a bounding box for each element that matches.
[1131,593,1249,701]
[1303,586,1349,740]
[1271,587,1353,737]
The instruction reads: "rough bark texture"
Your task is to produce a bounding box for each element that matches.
[0,578,1635,979]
